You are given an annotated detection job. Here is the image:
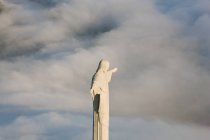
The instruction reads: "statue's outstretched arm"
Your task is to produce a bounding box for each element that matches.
[110,68,118,73]
[107,68,118,82]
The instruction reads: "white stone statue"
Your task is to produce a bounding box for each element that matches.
[90,59,117,140]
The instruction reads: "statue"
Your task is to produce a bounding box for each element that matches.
[90,59,117,140]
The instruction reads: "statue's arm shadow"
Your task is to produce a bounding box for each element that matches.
[93,94,100,113]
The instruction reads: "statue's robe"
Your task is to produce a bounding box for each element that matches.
[91,69,113,140]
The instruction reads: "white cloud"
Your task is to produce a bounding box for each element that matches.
[0,112,91,140]
[0,112,210,140]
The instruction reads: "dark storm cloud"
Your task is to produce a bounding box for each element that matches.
[29,0,65,8]
[0,0,3,13]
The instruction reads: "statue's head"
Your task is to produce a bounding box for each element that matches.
[98,59,110,72]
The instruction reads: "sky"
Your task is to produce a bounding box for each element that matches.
[0,0,210,139]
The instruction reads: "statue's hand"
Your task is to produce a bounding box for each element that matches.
[90,88,94,100]
[112,68,118,73]
[90,88,94,94]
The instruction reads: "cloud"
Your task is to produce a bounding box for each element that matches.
[0,0,3,13]
[0,112,209,140]
[0,112,92,140]
[0,0,210,127]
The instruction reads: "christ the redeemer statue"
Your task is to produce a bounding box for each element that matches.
[90,59,117,140]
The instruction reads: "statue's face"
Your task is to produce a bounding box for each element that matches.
[100,60,110,71]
